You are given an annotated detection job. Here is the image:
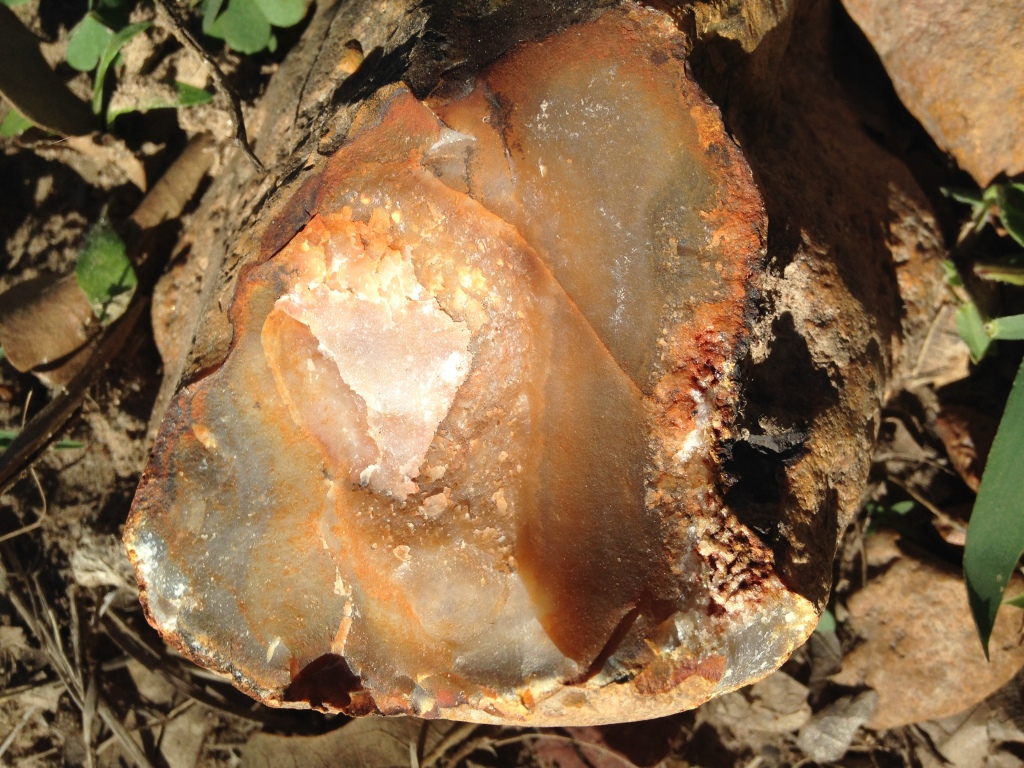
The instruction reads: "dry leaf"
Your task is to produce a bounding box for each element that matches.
[0,274,96,371]
[241,717,465,768]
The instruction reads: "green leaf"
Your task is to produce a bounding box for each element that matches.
[0,107,33,138]
[964,357,1024,656]
[66,13,115,72]
[942,259,964,288]
[889,500,916,515]
[107,81,213,121]
[955,302,993,363]
[995,183,1024,249]
[942,186,984,206]
[974,258,1024,286]
[1005,592,1024,609]
[0,429,84,451]
[0,0,31,7]
[74,219,137,323]
[986,314,1024,341]
[205,0,272,53]
[814,609,836,634]
[173,80,214,106]
[92,20,151,116]
[252,0,305,27]
[200,0,225,35]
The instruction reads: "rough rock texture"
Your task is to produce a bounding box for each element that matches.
[126,0,949,725]
[833,533,1024,730]
[841,0,1024,185]
[692,0,948,612]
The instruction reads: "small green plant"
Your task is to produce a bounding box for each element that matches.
[200,0,307,54]
[75,218,136,323]
[963,361,1024,656]
[864,498,916,535]
[948,180,1024,655]
[0,429,83,451]
[0,107,33,138]
[814,608,837,634]
[65,4,153,120]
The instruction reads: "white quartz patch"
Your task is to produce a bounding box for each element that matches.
[276,235,473,500]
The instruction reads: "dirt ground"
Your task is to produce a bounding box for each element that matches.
[1,0,1023,766]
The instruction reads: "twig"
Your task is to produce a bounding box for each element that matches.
[888,477,965,535]
[459,731,640,768]
[152,0,266,173]
[0,297,147,496]
[421,723,479,768]
[0,705,38,762]
[1,551,156,768]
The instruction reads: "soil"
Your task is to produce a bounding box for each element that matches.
[1,0,1022,766]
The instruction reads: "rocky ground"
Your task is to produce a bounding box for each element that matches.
[1,0,1023,766]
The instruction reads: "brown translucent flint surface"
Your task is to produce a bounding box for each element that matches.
[126,6,817,725]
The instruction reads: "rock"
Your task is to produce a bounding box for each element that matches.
[832,545,1024,730]
[796,690,878,763]
[125,0,951,728]
[125,5,817,726]
[841,0,1024,185]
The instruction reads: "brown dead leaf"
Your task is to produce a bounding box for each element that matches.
[29,133,148,192]
[0,274,98,385]
[796,691,877,763]
[906,304,972,389]
[701,672,811,736]
[241,717,465,768]
[934,403,997,492]
[833,549,1024,730]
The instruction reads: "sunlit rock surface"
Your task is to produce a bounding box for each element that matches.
[126,5,817,725]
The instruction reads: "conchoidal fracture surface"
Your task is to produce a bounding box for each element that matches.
[125,5,819,726]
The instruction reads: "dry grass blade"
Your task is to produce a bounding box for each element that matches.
[0,680,63,706]
[0,705,38,761]
[1,548,156,768]
[421,722,479,768]
[483,731,640,768]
